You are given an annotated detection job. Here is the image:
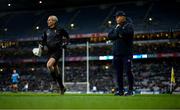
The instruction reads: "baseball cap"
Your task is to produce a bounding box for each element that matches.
[114,11,126,17]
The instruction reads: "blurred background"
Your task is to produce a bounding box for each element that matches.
[0,0,180,94]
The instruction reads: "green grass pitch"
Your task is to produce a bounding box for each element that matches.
[0,92,180,109]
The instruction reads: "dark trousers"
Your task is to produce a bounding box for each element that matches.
[113,55,134,92]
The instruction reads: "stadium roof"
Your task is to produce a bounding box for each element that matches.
[0,0,156,12]
[0,0,180,40]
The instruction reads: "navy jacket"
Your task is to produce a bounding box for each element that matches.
[108,18,134,56]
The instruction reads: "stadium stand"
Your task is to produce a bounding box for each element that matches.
[0,1,180,94]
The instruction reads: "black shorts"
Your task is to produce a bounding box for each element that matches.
[48,49,62,61]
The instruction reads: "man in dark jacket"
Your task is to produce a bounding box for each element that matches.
[41,15,69,95]
[108,11,134,96]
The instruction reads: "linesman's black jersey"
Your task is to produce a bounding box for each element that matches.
[41,27,69,50]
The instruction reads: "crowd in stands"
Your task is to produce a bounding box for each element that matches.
[1,41,179,60]
[0,59,179,94]
[66,42,180,56]
[133,43,180,54]
[0,33,179,94]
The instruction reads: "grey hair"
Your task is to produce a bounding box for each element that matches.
[49,15,58,23]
